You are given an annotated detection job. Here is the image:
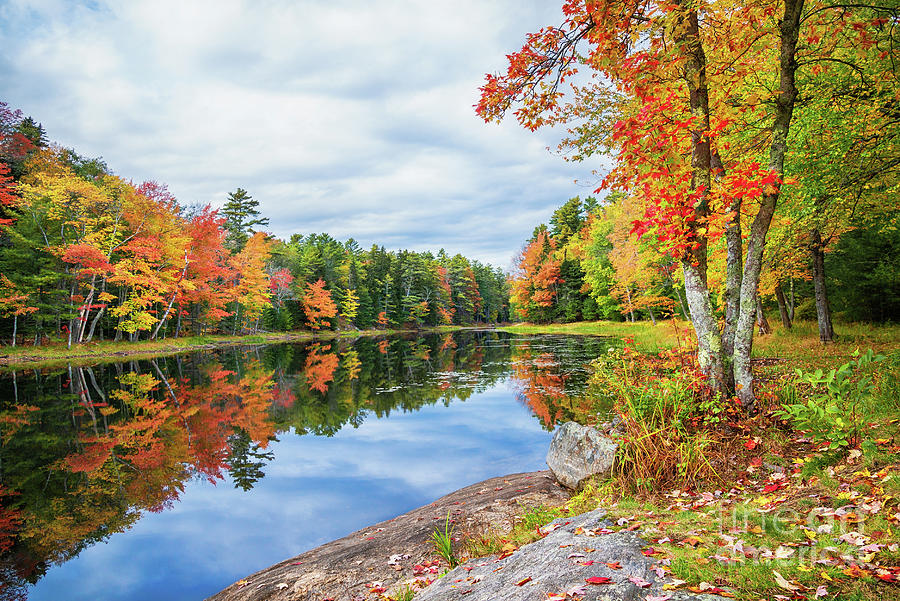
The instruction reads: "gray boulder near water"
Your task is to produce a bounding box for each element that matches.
[546,421,617,490]
[415,508,724,601]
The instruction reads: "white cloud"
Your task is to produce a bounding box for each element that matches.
[0,0,605,266]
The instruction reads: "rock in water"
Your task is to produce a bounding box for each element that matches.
[415,508,724,601]
[546,421,617,490]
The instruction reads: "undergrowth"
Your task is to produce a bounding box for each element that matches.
[590,341,735,493]
[462,324,900,601]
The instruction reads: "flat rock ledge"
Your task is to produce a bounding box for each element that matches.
[206,471,568,601]
[416,508,724,601]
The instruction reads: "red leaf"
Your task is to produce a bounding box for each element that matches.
[585,577,614,585]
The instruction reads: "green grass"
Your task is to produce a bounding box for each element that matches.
[501,319,687,353]
[388,584,416,601]
[465,503,563,558]
[754,320,900,363]
[431,513,458,568]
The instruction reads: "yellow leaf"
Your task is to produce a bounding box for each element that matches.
[820,571,833,582]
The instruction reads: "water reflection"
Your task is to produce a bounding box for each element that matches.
[0,331,614,600]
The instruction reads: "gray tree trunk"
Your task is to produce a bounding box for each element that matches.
[788,277,795,321]
[756,296,771,335]
[675,4,731,394]
[733,0,804,408]
[810,228,835,343]
[720,151,743,363]
[682,259,728,391]
[774,283,792,329]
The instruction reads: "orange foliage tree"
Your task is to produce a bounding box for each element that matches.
[301,279,338,330]
[510,230,562,323]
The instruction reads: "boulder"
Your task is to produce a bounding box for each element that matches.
[546,421,617,490]
[415,508,725,601]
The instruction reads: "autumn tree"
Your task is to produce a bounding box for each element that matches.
[0,275,36,346]
[511,231,561,323]
[230,231,272,333]
[477,0,894,406]
[301,279,338,330]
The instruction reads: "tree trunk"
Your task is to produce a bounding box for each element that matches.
[774,283,792,329]
[624,287,635,322]
[756,296,771,335]
[67,276,77,349]
[721,156,743,359]
[11,314,17,347]
[810,228,835,343]
[672,4,731,394]
[682,259,728,392]
[75,274,98,344]
[84,278,109,343]
[647,304,657,326]
[84,305,105,343]
[733,0,804,408]
[788,277,795,321]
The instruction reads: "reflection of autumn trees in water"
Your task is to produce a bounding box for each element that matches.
[511,337,615,430]
[0,331,519,595]
[0,352,279,597]
[267,333,505,438]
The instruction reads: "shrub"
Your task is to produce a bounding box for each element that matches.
[775,349,884,450]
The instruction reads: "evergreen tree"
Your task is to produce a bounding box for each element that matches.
[222,188,269,251]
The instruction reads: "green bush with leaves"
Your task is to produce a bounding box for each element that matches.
[776,349,884,450]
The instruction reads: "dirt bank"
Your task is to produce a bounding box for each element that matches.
[205,470,568,601]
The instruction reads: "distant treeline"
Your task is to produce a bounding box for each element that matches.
[510,194,900,328]
[0,102,510,346]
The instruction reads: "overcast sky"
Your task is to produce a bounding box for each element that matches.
[0,0,603,269]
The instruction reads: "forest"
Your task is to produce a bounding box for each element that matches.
[509,191,899,328]
[0,102,510,348]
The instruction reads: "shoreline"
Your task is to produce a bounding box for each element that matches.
[0,325,495,370]
[204,470,568,601]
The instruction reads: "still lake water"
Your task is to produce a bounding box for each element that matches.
[0,331,614,600]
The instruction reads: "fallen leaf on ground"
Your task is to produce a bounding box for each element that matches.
[773,570,801,592]
[628,575,651,588]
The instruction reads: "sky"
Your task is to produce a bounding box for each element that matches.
[0,0,605,269]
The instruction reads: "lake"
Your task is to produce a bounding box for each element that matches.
[0,331,615,601]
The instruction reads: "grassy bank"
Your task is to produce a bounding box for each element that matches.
[503,319,900,358]
[500,319,686,352]
[468,320,900,600]
[0,325,470,370]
